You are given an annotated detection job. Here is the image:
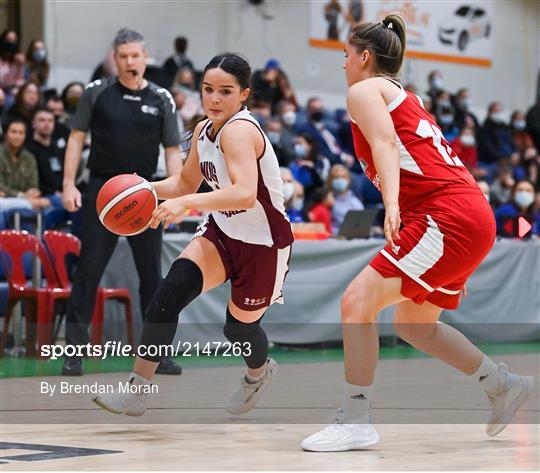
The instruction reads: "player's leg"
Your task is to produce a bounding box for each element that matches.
[93,236,227,415]
[222,244,291,414]
[301,265,406,452]
[394,299,534,436]
[223,301,277,414]
[128,226,181,375]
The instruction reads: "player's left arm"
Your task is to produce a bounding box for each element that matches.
[150,120,259,228]
[347,80,400,246]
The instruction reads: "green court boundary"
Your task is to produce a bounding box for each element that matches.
[1,342,538,378]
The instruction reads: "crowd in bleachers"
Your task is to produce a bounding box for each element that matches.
[2,30,540,237]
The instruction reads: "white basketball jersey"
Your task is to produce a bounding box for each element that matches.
[197,108,293,248]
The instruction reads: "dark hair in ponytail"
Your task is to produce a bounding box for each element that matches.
[185,53,252,144]
[203,52,252,90]
[348,13,406,77]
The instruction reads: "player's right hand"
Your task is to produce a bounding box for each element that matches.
[62,184,82,212]
[384,204,401,249]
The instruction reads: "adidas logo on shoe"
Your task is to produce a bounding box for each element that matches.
[350,394,367,400]
[479,375,489,382]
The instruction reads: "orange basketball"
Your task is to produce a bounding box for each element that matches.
[96,174,157,236]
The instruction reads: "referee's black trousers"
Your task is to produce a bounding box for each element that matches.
[65,177,162,348]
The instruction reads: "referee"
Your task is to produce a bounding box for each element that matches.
[62,29,182,376]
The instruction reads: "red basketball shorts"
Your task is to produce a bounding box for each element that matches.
[195,215,292,311]
[370,192,496,309]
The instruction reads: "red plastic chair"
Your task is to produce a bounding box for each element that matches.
[42,230,134,346]
[0,230,70,356]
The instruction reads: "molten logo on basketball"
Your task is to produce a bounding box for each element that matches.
[96,174,157,236]
[113,200,138,220]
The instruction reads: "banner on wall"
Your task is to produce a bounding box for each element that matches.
[309,1,494,67]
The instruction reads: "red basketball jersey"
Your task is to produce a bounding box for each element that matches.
[350,88,480,213]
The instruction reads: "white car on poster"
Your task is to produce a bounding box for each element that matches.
[438,5,491,51]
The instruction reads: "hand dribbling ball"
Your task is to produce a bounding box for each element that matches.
[96,174,157,236]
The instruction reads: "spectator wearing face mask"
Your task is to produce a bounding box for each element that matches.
[280,167,304,223]
[426,70,444,103]
[434,91,459,141]
[326,164,364,235]
[307,187,334,234]
[450,127,486,179]
[490,164,515,207]
[296,97,349,165]
[289,133,330,200]
[509,110,534,156]
[24,40,49,88]
[453,88,479,131]
[265,118,288,166]
[61,82,85,128]
[0,30,25,107]
[276,100,298,166]
[494,180,539,236]
[478,102,518,165]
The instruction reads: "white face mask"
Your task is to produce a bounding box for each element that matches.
[514,191,534,209]
[282,182,295,201]
[460,134,476,146]
[484,193,490,203]
[513,119,526,130]
[291,197,304,211]
[281,110,296,127]
[490,112,505,123]
[431,76,443,90]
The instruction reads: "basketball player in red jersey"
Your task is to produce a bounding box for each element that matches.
[302,14,534,451]
[93,53,294,417]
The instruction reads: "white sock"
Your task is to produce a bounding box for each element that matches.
[246,362,267,384]
[341,381,372,423]
[129,372,152,386]
[470,356,500,393]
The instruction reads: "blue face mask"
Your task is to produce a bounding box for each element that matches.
[291,197,304,211]
[331,177,349,193]
[294,143,307,158]
[267,131,280,145]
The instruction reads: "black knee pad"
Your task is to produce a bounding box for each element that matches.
[223,308,268,369]
[139,258,203,361]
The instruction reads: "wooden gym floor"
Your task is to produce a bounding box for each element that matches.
[1,353,538,470]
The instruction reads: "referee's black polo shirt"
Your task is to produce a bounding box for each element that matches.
[72,76,180,180]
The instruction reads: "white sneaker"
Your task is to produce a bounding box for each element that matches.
[486,363,534,437]
[225,358,278,414]
[301,409,379,452]
[92,376,150,417]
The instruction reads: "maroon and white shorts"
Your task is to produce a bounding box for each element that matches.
[194,216,292,311]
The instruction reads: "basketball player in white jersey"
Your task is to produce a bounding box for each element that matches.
[93,53,294,416]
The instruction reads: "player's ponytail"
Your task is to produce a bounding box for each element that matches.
[349,12,406,77]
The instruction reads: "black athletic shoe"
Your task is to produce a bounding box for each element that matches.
[62,356,83,376]
[155,357,182,375]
